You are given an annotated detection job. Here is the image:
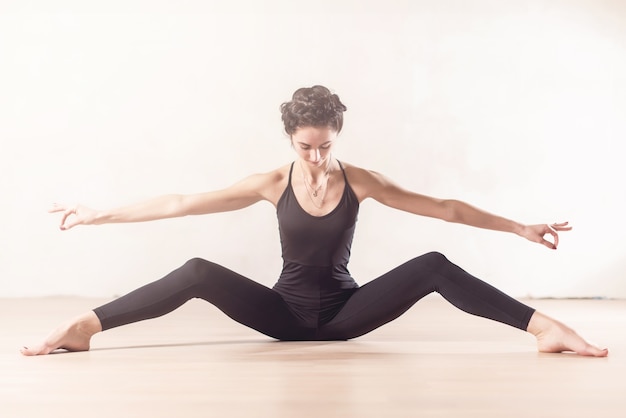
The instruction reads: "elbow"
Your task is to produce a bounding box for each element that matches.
[440,200,461,223]
[168,194,188,217]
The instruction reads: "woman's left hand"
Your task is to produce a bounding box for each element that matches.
[520,222,572,250]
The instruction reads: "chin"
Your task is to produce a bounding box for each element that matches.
[308,159,326,167]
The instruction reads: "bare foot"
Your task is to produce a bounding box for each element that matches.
[527,311,608,357]
[21,311,102,356]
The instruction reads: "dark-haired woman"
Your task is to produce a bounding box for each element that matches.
[22,86,608,357]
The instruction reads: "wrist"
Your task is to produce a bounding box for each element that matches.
[512,222,526,236]
[93,210,109,225]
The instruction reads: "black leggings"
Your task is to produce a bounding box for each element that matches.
[93,252,535,341]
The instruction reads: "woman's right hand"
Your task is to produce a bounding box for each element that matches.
[48,203,100,230]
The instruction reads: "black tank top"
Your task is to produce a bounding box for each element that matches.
[273,161,360,326]
[276,161,359,268]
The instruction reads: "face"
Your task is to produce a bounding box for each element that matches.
[291,126,337,167]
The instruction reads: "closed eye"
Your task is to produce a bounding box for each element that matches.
[299,144,332,150]
[297,141,333,150]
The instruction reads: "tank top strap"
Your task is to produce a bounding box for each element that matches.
[288,162,295,184]
[337,160,348,183]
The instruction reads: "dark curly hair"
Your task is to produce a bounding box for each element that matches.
[280,85,347,136]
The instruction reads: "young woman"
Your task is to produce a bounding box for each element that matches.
[22,86,608,357]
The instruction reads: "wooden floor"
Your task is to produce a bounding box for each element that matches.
[1,296,624,418]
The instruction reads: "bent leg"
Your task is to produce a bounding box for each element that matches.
[94,258,309,339]
[23,258,310,355]
[318,252,534,340]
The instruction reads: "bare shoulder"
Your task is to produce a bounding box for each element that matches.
[339,161,391,202]
[340,160,446,216]
[243,163,291,205]
[341,161,383,179]
[247,163,290,182]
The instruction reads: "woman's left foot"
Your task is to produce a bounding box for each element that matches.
[527,311,608,357]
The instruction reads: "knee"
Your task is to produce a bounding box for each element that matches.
[182,257,210,272]
[178,258,218,286]
[417,251,449,267]
[404,252,453,279]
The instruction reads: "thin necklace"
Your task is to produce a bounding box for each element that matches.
[299,160,331,209]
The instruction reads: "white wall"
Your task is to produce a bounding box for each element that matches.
[1,0,625,299]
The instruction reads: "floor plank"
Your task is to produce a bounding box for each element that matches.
[1,296,623,418]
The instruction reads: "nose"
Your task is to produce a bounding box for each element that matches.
[309,149,321,162]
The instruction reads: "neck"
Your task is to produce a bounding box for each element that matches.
[299,157,333,183]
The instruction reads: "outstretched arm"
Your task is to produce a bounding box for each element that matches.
[50,172,276,230]
[352,168,571,250]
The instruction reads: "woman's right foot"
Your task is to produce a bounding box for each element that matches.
[21,311,102,356]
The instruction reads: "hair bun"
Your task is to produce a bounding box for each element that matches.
[281,86,347,136]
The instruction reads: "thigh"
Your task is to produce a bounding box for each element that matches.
[96,258,315,340]
[317,251,534,339]
[317,255,438,340]
[182,259,316,340]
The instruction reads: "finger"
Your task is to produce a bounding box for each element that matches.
[59,207,77,230]
[61,218,80,230]
[551,221,572,231]
[48,203,67,213]
[546,227,559,249]
[552,226,572,232]
[59,212,71,230]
